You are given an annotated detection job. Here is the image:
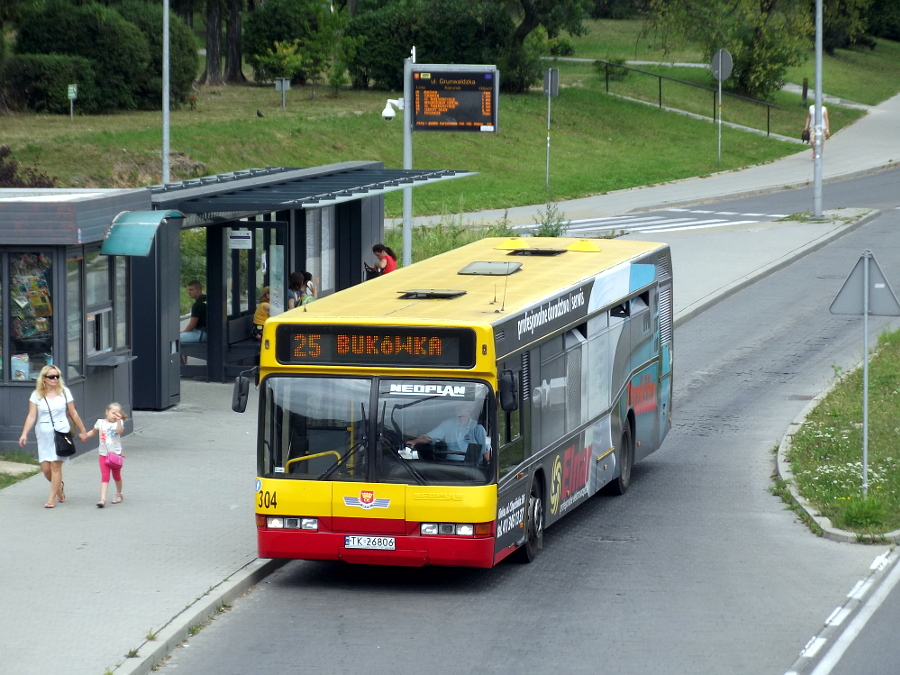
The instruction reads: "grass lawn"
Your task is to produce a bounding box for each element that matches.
[0,452,40,490]
[786,329,900,536]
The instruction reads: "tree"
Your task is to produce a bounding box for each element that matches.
[200,0,225,85]
[823,0,874,53]
[648,0,812,99]
[500,0,593,92]
[225,0,247,83]
[868,0,900,40]
[243,0,338,84]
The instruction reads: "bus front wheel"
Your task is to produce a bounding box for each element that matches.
[514,478,544,563]
[605,426,633,496]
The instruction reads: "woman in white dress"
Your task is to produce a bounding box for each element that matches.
[18,365,88,508]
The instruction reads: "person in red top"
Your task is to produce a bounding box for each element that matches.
[367,243,398,275]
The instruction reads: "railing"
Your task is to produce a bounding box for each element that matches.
[596,60,780,137]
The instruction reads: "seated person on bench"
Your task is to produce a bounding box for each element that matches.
[407,403,490,464]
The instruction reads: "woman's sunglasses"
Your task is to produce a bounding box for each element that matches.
[45,374,60,380]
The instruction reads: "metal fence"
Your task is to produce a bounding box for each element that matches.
[596,60,780,136]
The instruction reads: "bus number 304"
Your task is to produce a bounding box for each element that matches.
[258,491,277,508]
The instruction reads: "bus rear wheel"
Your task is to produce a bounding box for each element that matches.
[514,478,544,563]
[605,426,633,496]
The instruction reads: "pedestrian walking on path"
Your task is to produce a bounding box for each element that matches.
[17,365,88,508]
[83,402,127,507]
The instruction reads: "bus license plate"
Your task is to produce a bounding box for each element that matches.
[344,535,396,551]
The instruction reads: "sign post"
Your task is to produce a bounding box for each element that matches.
[830,250,900,497]
[711,49,732,167]
[67,84,78,121]
[275,78,290,109]
[543,68,559,193]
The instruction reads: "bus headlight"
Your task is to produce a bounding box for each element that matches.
[267,517,318,530]
[420,523,475,537]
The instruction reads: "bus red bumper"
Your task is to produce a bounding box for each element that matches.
[258,529,495,568]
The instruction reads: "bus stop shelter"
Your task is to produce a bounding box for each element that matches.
[139,161,475,395]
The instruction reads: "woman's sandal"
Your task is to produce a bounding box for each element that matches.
[57,482,65,503]
[44,502,55,508]
[96,499,106,508]
[111,493,123,504]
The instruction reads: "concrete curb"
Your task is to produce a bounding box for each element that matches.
[673,208,880,328]
[114,557,288,675]
[776,374,900,545]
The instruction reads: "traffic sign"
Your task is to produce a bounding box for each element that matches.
[830,251,900,316]
[711,49,732,82]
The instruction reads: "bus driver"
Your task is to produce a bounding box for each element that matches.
[407,403,490,464]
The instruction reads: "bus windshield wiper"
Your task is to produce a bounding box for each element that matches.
[377,434,426,485]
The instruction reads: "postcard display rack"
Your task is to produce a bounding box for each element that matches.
[10,253,53,381]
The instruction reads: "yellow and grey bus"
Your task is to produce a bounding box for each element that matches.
[233,237,673,567]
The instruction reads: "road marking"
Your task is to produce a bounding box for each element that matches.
[825,607,851,627]
[632,219,761,233]
[810,552,900,674]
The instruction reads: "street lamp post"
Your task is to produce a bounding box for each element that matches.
[401,51,414,267]
[813,0,823,218]
[162,0,170,184]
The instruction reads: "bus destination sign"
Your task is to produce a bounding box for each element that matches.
[412,69,498,132]
[275,325,477,368]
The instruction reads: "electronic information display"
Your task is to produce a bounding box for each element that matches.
[412,69,498,132]
[276,325,477,368]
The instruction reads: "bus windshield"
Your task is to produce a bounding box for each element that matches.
[260,376,494,486]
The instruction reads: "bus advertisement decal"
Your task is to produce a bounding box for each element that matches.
[495,487,528,551]
[549,442,591,518]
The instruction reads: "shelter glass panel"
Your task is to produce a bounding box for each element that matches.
[115,257,129,348]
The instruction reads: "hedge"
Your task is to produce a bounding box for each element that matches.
[15,0,150,111]
[2,54,99,114]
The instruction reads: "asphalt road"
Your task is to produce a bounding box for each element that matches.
[156,183,900,675]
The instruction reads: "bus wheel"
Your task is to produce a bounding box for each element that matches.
[605,427,633,496]
[515,479,544,563]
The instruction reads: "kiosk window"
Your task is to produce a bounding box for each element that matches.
[9,252,54,381]
[66,256,83,380]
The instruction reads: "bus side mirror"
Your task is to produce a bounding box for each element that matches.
[232,375,250,413]
[499,369,518,412]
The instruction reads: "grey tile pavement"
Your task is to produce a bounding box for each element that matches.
[1,92,898,675]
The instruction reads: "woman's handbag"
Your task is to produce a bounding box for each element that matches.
[54,430,76,457]
[45,394,76,458]
[106,452,124,468]
[801,128,811,143]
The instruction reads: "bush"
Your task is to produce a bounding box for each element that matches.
[0,145,58,187]
[243,0,334,83]
[115,0,199,109]
[2,54,100,113]
[15,0,150,111]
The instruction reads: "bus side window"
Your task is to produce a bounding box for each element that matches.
[611,301,629,318]
[498,366,524,477]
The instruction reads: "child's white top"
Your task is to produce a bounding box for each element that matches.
[94,419,123,456]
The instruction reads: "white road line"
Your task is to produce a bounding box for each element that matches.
[567,217,695,233]
[810,555,900,674]
[632,219,760,233]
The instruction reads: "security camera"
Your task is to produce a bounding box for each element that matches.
[381,98,404,122]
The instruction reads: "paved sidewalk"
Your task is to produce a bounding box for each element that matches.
[1,95,898,675]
